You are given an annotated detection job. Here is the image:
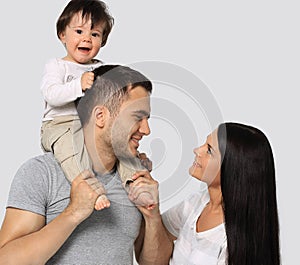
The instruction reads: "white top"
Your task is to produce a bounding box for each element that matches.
[162,191,227,265]
[40,58,103,121]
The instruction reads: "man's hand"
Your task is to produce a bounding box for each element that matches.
[81,72,94,91]
[66,170,100,224]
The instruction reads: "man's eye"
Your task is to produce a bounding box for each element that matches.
[75,29,83,34]
[134,115,145,122]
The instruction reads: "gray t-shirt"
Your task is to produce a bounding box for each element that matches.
[7,153,142,265]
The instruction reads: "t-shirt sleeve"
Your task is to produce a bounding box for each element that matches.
[162,193,201,238]
[7,157,49,216]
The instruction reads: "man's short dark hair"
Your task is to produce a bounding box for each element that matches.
[77,65,152,126]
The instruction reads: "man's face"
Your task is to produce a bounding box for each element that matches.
[110,86,151,160]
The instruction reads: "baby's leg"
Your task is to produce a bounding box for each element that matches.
[56,142,111,211]
[43,116,111,210]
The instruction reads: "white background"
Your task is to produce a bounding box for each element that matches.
[0,1,298,264]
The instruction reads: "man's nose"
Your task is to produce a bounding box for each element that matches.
[140,119,150,136]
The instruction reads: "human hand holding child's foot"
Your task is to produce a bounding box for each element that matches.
[84,174,110,211]
[94,194,110,211]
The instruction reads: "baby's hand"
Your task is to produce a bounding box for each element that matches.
[138,152,152,172]
[81,72,94,91]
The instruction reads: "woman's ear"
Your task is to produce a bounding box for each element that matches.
[93,106,109,128]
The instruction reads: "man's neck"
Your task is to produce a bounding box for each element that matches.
[83,126,117,175]
[92,152,117,175]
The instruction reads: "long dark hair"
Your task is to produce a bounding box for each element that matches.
[217,122,280,265]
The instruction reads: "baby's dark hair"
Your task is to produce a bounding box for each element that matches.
[56,0,114,47]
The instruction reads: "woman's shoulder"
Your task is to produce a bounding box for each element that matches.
[187,189,210,206]
[173,189,210,220]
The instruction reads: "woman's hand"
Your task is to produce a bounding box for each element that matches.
[128,170,160,217]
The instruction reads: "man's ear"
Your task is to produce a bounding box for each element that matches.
[93,106,109,128]
[127,84,134,93]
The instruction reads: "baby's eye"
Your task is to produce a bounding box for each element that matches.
[92,32,101,38]
[75,29,83,34]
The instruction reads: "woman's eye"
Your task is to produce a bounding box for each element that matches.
[207,146,212,155]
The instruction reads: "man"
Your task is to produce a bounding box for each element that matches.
[0,65,158,264]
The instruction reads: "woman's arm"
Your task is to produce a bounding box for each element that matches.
[130,171,176,265]
[135,214,176,265]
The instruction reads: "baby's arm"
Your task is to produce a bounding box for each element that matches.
[138,152,152,172]
[41,59,84,107]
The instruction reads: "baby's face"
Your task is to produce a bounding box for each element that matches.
[60,12,105,64]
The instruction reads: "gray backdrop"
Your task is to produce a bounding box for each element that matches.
[0,1,298,264]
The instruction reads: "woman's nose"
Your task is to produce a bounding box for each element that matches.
[193,147,200,156]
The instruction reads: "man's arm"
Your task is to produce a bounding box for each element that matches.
[0,207,79,265]
[0,170,99,265]
[130,171,176,265]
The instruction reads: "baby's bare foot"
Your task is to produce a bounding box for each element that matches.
[95,194,110,211]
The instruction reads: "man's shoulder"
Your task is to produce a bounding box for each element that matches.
[19,152,60,174]
[12,152,66,195]
[26,152,57,164]
[7,153,66,217]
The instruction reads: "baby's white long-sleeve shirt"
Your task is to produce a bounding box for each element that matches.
[41,58,103,121]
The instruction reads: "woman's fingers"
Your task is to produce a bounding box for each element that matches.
[128,175,159,207]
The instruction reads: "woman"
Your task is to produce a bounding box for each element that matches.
[132,122,280,265]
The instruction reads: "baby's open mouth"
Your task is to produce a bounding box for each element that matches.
[78,47,91,51]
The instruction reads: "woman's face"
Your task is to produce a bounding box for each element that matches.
[189,129,221,186]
